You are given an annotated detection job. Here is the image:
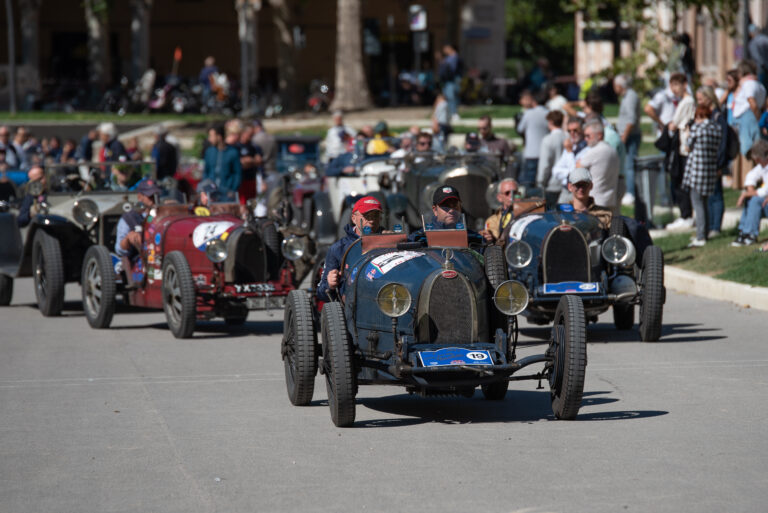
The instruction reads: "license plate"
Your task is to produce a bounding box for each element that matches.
[234,282,276,293]
[418,347,494,367]
[542,281,599,294]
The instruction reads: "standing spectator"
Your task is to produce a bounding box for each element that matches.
[45,136,63,163]
[665,73,696,230]
[251,120,276,173]
[732,139,768,246]
[438,44,462,122]
[552,117,590,203]
[645,82,680,137]
[695,86,727,237]
[682,105,721,247]
[11,127,30,170]
[477,115,514,178]
[614,74,642,206]
[61,139,77,163]
[0,149,18,202]
[0,126,21,169]
[76,129,98,162]
[97,122,128,183]
[431,92,451,152]
[575,119,620,210]
[748,25,768,89]
[152,126,179,180]
[199,56,218,103]
[536,110,566,208]
[733,60,766,156]
[125,137,143,161]
[516,89,549,187]
[545,83,568,114]
[237,122,263,202]
[203,125,241,200]
[323,110,356,162]
[719,69,739,125]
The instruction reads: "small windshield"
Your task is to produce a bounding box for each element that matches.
[44,161,155,194]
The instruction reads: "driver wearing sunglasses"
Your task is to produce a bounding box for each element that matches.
[482,178,519,243]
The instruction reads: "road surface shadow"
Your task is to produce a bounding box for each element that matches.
[353,389,667,427]
[521,322,725,344]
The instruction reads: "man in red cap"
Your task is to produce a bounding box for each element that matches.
[317,195,383,302]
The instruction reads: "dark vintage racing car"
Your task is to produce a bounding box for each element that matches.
[281,215,588,427]
[500,207,664,342]
[80,201,310,338]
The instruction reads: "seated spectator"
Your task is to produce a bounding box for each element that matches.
[732,139,768,246]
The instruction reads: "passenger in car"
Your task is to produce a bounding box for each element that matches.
[567,167,613,230]
[317,196,383,302]
[482,178,519,243]
[115,178,160,259]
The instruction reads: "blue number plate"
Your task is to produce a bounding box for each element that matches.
[542,281,600,294]
[418,347,494,367]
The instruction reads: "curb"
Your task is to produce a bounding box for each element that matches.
[665,265,768,312]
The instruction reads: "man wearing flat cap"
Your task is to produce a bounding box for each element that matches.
[115,178,161,258]
[317,195,383,302]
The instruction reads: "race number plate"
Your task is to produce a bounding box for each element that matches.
[418,347,493,367]
[542,281,599,294]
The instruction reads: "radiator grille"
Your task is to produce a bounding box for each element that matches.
[421,275,474,343]
[543,226,590,283]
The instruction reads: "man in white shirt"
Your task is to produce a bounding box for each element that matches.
[536,110,567,208]
[323,110,356,163]
[553,117,590,203]
[575,119,620,210]
[516,89,550,187]
[644,87,679,137]
[732,139,768,246]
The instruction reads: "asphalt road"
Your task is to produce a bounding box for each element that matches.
[1,278,766,513]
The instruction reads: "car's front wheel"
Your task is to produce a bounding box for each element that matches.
[81,246,116,329]
[549,295,587,420]
[162,251,196,339]
[283,290,317,406]
[639,245,664,342]
[322,301,356,427]
[32,230,65,317]
[0,274,13,306]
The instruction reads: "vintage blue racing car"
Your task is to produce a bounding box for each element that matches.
[281,215,588,427]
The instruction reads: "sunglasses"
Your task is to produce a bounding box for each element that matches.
[417,141,431,146]
[572,181,591,189]
[501,190,522,198]
[568,129,581,134]
[361,211,381,221]
[439,203,460,212]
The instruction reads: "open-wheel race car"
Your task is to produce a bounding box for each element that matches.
[281,215,588,427]
[81,200,310,338]
[500,206,665,342]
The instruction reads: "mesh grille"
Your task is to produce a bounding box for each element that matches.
[424,276,473,343]
[544,227,589,283]
[233,232,268,283]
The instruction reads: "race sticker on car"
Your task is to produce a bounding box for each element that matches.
[192,221,236,250]
[508,215,542,241]
[542,281,600,294]
[369,251,422,274]
[418,347,494,367]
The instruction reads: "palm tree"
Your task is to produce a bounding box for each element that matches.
[330,0,371,111]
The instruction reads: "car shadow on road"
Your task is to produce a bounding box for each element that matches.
[353,389,667,427]
[519,322,725,344]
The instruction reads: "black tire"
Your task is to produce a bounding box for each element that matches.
[612,304,634,330]
[639,245,664,342]
[549,295,587,420]
[337,207,351,239]
[81,245,116,329]
[481,381,508,400]
[321,301,356,427]
[0,274,13,306]
[32,230,65,317]
[283,290,318,406]
[484,245,507,290]
[162,251,197,338]
[609,216,630,237]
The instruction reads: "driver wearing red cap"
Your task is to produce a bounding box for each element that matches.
[316,195,383,302]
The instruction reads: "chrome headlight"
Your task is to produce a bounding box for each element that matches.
[601,235,636,266]
[205,238,228,263]
[376,283,411,318]
[505,240,532,268]
[493,280,529,316]
[72,198,99,228]
[281,235,305,261]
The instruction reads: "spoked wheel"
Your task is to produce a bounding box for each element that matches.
[321,302,356,427]
[162,251,196,339]
[283,290,318,406]
[548,295,587,420]
[612,303,634,330]
[0,274,13,306]
[32,230,65,316]
[638,245,664,342]
[81,246,116,329]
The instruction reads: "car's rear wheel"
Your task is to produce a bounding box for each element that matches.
[32,230,65,317]
[612,303,634,330]
[639,245,664,342]
[549,295,587,420]
[481,381,508,400]
[162,251,196,339]
[322,301,356,427]
[283,290,317,406]
[0,274,13,306]
[81,245,116,329]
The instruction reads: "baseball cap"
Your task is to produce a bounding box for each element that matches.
[196,179,218,194]
[568,167,593,184]
[433,185,461,206]
[352,196,382,214]
[136,178,162,197]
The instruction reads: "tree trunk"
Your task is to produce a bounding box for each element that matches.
[130,0,152,82]
[330,0,372,111]
[84,0,111,89]
[270,0,298,111]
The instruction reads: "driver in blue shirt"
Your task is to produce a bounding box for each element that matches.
[317,196,383,302]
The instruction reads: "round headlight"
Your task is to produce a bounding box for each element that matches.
[494,280,529,316]
[72,198,99,228]
[376,283,412,318]
[281,235,305,261]
[505,240,533,268]
[205,238,228,263]
[601,235,636,266]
